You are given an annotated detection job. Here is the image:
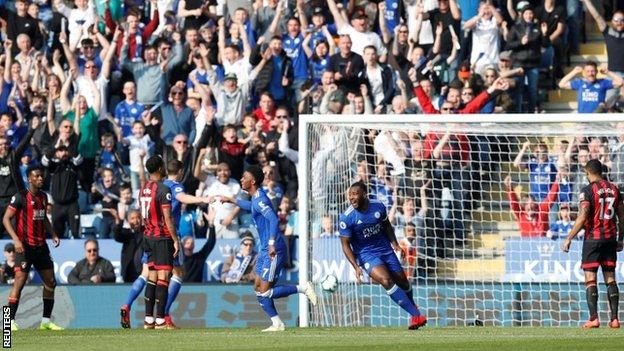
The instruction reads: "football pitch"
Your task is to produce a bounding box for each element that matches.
[9,327,624,351]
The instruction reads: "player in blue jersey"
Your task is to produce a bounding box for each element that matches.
[339,182,427,330]
[222,165,317,331]
[120,159,210,329]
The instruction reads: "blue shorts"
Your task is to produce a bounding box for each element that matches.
[141,252,181,267]
[358,250,403,275]
[255,250,286,283]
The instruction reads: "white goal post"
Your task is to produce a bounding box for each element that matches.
[298,114,624,328]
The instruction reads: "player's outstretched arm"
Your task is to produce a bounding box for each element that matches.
[562,203,589,252]
[340,236,363,283]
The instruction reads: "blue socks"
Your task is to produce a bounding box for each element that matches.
[125,275,146,308]
[165,276,183,316]
[256,292,278,317]
[387,285,421,317]
[404,286,415,304]
[271,285,298,299]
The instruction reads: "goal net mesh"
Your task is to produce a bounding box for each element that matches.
[302,119,624,327]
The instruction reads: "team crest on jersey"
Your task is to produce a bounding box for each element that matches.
[339,221,347,229]
[579,192,585,201]
[364,262,370,270]
[374,212,380,219]
[20,261,27,270]
[166,193,172,201]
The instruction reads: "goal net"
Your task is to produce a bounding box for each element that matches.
[298,115,624,328]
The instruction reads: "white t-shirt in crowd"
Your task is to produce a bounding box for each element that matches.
[470,17,500,74]
[366,65,384,106]
[338,24,388,57]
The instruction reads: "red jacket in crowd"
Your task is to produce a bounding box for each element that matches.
[507,182,559,237]
[414,86,491,114]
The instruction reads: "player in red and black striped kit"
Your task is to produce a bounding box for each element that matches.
[139,156,180,329]
[562,159,624,329]
[2,166,62,331]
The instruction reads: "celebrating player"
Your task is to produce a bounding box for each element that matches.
[339,181,427,330]
[120,159,209,329]
[222,165,317,332]
[139,156,180,329]
[562,159,623,328]
[2,166,63,331]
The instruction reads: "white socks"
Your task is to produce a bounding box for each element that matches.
[271,316,283,326]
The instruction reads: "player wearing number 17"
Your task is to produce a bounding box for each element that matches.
[339,182,427,329]
[562,159,624,328]
[139,156,180,329]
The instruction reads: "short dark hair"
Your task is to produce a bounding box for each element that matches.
[143,44,157,52]
[350,181,367,193]
[246,164,264,185]
[145,155,164,174]
[226,44,241,52]
[84,238,98,249]
[363,45,377,54]
[81,38,94,47]
[222,124,237,133]
[120,182,132,192]
[585,159,603,176]
[167,159,183,174]
[26,164,44,177]
[584,61,598,69]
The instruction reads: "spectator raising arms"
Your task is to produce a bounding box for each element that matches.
[504,174,560,238]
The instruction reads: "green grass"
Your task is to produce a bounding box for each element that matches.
[10,327,624,351]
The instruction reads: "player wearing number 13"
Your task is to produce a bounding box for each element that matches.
[338,182,426,330]
[562,159,624,329]
[139,156,180,329]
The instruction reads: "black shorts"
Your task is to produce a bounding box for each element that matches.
[144,238,174,272]
[14,244,54,273]
[581,240,617,271]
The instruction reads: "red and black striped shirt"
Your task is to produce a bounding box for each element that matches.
[7,190,48,247]
[579,180,622,241]
[139,181,172,240]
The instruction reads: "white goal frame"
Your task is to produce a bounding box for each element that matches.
[297,113,624,327]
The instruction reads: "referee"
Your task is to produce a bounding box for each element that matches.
[42,145,83,239]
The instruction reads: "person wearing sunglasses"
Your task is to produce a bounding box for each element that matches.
[221,232,258,284]
[158,86,195,145]
[67,238,116,284]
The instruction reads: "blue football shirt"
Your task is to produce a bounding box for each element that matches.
[163,179,185,230]
[236,188,286,252]
[338,200,393,258]
[282,33,308,80]
[570,78,613,113]
[528,160,557,201]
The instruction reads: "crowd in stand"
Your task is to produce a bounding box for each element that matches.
[0,0,623,282]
